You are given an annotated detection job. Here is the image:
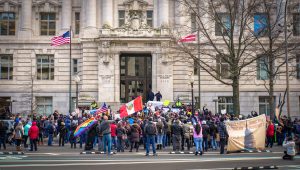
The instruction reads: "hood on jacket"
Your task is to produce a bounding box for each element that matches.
[32,122,37,126]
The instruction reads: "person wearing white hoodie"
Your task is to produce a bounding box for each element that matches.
[282,136,296,160]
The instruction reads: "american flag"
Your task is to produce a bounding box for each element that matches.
[51,31,71,46]
[98,103,108,114]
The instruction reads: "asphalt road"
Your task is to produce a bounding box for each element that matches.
[0,144,299,170]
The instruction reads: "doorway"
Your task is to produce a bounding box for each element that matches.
[120,54,152,103]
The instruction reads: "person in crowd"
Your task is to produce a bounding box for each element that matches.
[70,122,77,149]
[96,119,103,151]
[266,120,275,148]
[59,122,67,147]
[144,117,157,156]
[116,122,126,152]
[98,115,112,155]
[47,121,55,146]
[28,121,39,151]
[193,121,203,155]
[129,120,141,152]
[23,121,31,149]
[155,91,162,101]
[217,117,228,154]
[146,88,155,102]
[182,120,192,151]
[282,136,296,160]
[91,100,98,110]
[202,120,210,152]
[156,118,164,150]
[0,120,8,150]
[171,119,183,152]
[276,125,284,146]
[110,121,117,150]
[209,121,218,150]
[14,122,24,151]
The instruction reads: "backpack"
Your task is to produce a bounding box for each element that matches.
[146,123,156,135]
[157,123,163,134]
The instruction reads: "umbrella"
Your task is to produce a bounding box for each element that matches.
[74,117,98,137]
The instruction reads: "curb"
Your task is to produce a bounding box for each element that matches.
[233,165,278,170]
[169,151,195,154]
[80,151,116,154]
[227,150,271,154]
[0,152,25,155]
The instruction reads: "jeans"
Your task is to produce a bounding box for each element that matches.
[48,134,53,146]
[102,134,111,154]
[98,136,103,151]
[146,135,156,154]
[266,136,274,148]
[117,137,124,152]
[162,134,167,148]
[194,137,203,153]
[59,134,65,146]
[111,136,117,150]
[203,137,208,151]
[220,138,226,154]
[80,133,86,148]
[0,136,6,149]
[30,138,37,151]
[210,136,217,149]
[23,135,28,148]
[157,134,163,144]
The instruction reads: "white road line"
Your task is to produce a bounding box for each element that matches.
[0,156,284,167]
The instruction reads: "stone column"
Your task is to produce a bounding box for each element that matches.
[86,0,97,28]
[19,0,32,38]
[158,0,169,27]
[102,0,113,28]
[80,0,86,30]
[61,0,72,32]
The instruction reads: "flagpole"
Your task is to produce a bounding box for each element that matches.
[69,26,72,114]
[197,1,201,111]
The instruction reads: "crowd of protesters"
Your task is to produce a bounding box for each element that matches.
[0,102,299,160]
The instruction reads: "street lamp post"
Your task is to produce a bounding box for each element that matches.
[74,74,80,110]
[190,74,195,115]
[284,0,290,118]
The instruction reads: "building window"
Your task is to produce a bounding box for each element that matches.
[118,10,125,27]
[254,13,268,37]
[0,12,15,35]
[257,55,269,80]
[215,13,230,36]
[75,12,80,35]
[216,55,230,79]
[191,13,197,33]
[259,96,275,116]
[146,10,153,27]
[40,13,56,35]
[36,97,53,116]
[37,55,54,80]
[293,13,300,36]
[297,55,300,79]
[0,55,13,80]
[218,96,233,114]
[73,59,78,75]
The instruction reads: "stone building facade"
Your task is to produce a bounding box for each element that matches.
[0,0,299,118]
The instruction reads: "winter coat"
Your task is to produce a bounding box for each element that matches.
[24,123,31,136]
[110,123,117,137]
[116,127,126,138]
[99,120,111,135]
[130,123,141,142]
[171,122,183,136]
[283,140,296,156]
[266,123,275,137]
[14,124,24,140]
[28,122,39,140]
[59,125,67,136]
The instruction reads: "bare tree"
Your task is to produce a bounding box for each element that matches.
[171,0,264,115]
[252,0,298,120]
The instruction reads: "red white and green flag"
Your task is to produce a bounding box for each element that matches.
[120,96,143,118]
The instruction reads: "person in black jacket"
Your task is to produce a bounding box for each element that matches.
[0,121,8,150]
[59,122,67,147]
[171,119,183,151]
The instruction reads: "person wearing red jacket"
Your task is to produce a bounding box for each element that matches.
[110,121,117,150]
[266,120,275,148]
[28,121,39,151]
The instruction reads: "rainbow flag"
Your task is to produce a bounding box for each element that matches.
[74,118,98,137]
